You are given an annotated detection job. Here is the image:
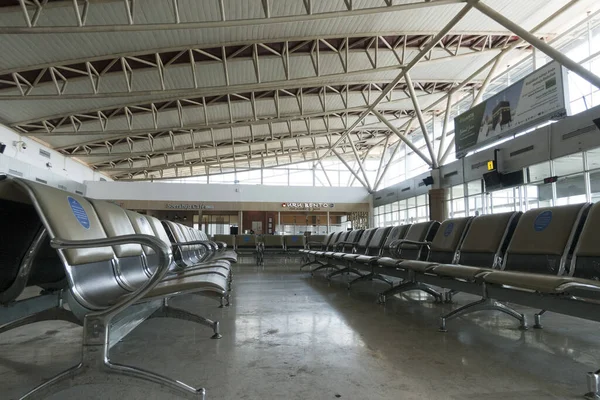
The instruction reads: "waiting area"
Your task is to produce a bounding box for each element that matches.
[2,0,600,399]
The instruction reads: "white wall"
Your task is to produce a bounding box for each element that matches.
[0,123,109,191]
[85,181,370,204]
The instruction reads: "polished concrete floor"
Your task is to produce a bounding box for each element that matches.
[2,257,600,399]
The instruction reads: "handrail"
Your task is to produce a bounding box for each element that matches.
[51,234,172,320]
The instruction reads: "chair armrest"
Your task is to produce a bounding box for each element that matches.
[388,239,431,259]
[214,241,227,250]
[50,234,172,320]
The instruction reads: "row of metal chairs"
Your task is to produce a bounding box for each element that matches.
[0,175,236,399]
[300,202,600,397]
[214,234,307,265]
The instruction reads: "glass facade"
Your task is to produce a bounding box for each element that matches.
[373,194,429,227]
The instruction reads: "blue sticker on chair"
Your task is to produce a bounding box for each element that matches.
[443,222,454,237]
[534,211,552,232]
[244,236,250,242]
[292,236,298,242]
[68,197,90,230]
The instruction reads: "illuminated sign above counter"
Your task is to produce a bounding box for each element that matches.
[282,202,334,209]
[166,203,214,210]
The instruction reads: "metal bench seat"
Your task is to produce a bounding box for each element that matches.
[300,233,338,270]
[374,220,441,303]
[164,221,232,275]
[0,176,229,399]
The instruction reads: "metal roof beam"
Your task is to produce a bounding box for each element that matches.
[0,0,463,34]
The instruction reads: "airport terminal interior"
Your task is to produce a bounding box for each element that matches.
[3,1,600,399]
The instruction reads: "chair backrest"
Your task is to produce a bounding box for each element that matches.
[426,217,473,264]
[214,234,235,247]
[236,234,257,248]
[310,233,333,250]
[12,178,131,312]
[284,235,306,249]
[569,202,600,279]
[330,231,350,250]
[337,229,363,252]
[262,235,284,249]
[354,228,377,254]
[88,199,147,290]
[503,203,590,275]
[366,227,392,256]
[380,225,411,257]
[0,178,65,303]
[458,211,521,268]
[398,221,440,261]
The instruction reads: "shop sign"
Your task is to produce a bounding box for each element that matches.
[282,202,334,209]
[166,203,214,210]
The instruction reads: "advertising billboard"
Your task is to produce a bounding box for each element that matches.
[454,61,569,158]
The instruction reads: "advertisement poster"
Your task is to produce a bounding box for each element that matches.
[454,61,569,158]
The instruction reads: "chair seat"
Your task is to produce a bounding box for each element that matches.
[312,251,326,256]
[398,260,438,273]
[377,257,402,268]
[431,264,494,280]
[322,252,337,258]
[145,273,228,299]
[482,271,597,293]
[342,254,362,261]
[355,255,379,264]
[329,252,346,260]
[220,250,238,263]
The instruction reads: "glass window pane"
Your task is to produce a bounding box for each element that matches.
[466,180,482,196]
[587,147,600,171]
[451,184,465,198]
[407,196,416,207]
[416,194,427,206]
[554,153,584,177]
[556,173,586,204]
[528,161,551,183]
[590,170,600,203]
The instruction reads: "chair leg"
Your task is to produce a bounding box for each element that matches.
[347,272,374,289]
[149,300,221,339]
[0,306,82,334]
[438,298,527,332]
[533,309,547,329]
[327,267,364,281]
[377,281,442,304]
[586,369,600,400]
[20,310,206,400]
[20,351,205,399]
[300,259,319,270]
[310,263,340,276]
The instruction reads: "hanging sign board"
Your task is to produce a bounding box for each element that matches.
[454,61,569,158]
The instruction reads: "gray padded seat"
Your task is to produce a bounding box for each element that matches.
[431,211,521,280]
[300,234,328,254]
[262,235,285,251]
[284,235,306,250]
[340,228,377,260]
[377,221,440,267]
[236,234,257,249]
[399,217,473,273]
[327,229,363,257]
[318,231,349,257]
[308,233,339,255]
[481,203,589,289]
[354,225,405,264]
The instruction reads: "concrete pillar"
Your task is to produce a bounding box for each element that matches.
[326,211,330,233]
[429,188,447,222]
[239,210,243,233]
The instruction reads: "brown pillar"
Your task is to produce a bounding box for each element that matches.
[428,188,447,222]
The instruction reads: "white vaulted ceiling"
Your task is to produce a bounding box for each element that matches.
[0,0,596,184]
